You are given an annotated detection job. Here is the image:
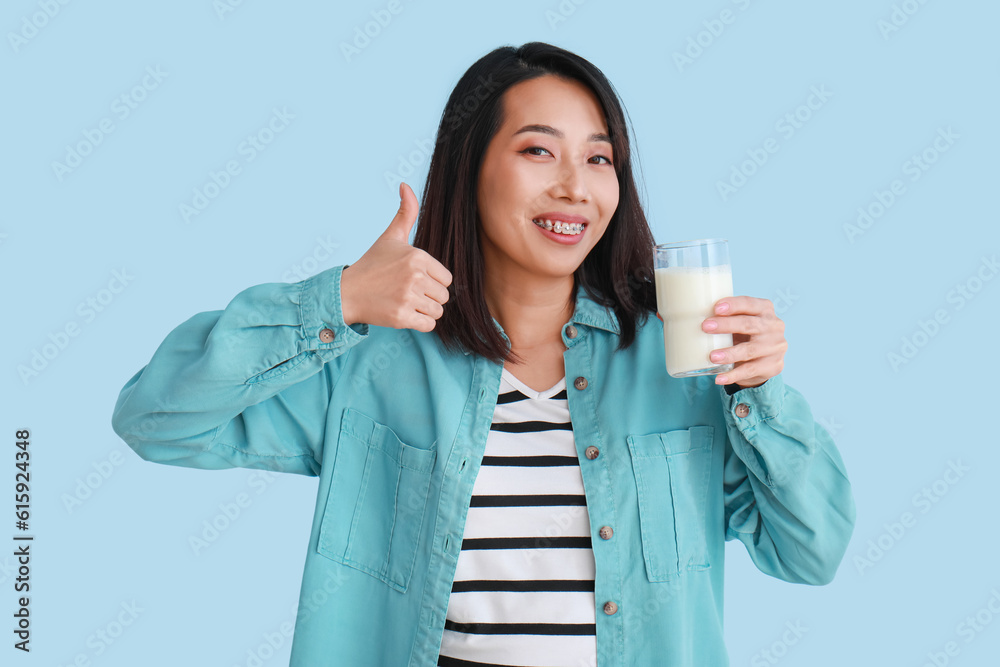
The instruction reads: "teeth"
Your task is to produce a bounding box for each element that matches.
[533,218,584,235]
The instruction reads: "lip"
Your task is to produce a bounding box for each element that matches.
[533,218,587,245]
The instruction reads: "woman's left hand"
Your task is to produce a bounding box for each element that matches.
[701,296,787,388]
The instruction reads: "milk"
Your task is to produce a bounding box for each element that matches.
[655,265,734,377]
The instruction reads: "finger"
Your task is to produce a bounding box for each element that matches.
[702,314,766,336]
[414,295,445,321]
[408,312,437,333]
[716,373,766,388]
[712,296,773,317]
[423,255,453,288]
[714,358,766,386]
[709,338,783,365]
[715,354,783,386]
[419,275,451,306]
[381,181,420,243]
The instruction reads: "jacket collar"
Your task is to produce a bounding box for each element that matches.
[567,283,621,335]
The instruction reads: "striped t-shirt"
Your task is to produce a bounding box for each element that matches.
[437,367,597,667]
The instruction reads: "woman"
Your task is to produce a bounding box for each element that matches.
[112,42,856,666]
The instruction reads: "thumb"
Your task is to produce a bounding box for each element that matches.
[381,181,419,244]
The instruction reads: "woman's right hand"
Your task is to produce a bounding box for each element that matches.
[340,182,453,332]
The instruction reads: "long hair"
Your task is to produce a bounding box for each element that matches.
[412,42,657,365]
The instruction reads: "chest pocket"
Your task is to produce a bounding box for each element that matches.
[627,426,714,582]
[317,408,436,593]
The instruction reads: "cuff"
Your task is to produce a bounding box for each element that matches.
[719,374,786,432]
[298,264,369,353]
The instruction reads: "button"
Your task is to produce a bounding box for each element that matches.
[603,601,618,615]
[599,526,613,540]
[574,376,588,390]
[735,403,750,418]
[585,446,600,460]
[565,325,578,339]
[318,328,336,343]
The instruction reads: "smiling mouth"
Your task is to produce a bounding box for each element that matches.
[532,218,585,235]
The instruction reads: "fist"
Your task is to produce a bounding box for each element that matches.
[340,182,453,332]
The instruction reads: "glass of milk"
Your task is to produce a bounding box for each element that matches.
[654,239,735,378]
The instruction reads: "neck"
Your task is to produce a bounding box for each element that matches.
[483,266,576,355]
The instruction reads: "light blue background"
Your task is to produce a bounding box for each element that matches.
[3,1,998,665]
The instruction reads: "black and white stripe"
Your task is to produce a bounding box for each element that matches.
[438,368,597,667]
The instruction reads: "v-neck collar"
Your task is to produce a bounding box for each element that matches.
[500,366,566,400]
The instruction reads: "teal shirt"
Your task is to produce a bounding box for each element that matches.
[111,264,856,666]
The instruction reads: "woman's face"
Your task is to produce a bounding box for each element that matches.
[476,74,620,284]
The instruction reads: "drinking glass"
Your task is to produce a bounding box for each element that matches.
[654,239,735,378]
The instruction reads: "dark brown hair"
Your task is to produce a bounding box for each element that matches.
[412,41,657,365]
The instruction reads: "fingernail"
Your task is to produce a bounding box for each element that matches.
[715,302,729,314]
[710,351,724,362]
[704,320,717,331]
[717,375,729,384]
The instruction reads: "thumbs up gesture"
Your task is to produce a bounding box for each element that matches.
[340,182,454,332]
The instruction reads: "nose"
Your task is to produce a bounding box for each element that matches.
[551,160,589,202]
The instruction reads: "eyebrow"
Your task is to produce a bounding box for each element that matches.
[512,124,612,145]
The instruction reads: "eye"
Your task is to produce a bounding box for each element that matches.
[521,146,551,156]
[521,146,613,165]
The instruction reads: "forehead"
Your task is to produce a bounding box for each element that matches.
[499,75,609,133]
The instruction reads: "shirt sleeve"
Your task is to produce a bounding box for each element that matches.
[111,264,369,476]
[719,375,856,585]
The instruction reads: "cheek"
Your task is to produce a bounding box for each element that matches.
[511,171,538,206]
[484,165,527,214]
[599,181,620,219]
